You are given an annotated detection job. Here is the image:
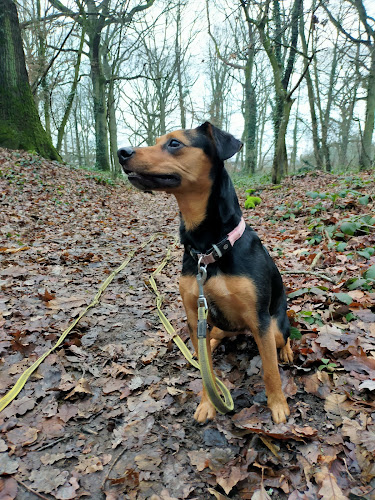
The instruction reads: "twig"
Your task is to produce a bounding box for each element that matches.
[309,251,323,270]
[101,447,127,490]
[15,477,50,500]
[281,270,337,284]
[33,436,69,452]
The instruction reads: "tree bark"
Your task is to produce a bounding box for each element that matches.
[360,49,375,169]
[0,0,59,160]
[299,5,322,169]
[56,27,85,153]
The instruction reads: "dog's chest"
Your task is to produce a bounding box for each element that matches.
[206,298,243,332]
[204,275,257,332]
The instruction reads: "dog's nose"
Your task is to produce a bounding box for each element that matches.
[117,147,135,162]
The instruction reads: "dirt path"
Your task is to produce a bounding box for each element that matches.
[0,149,374,499]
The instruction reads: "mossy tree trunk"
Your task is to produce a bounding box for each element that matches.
[0,0,60,160]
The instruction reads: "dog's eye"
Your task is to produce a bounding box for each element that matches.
[168,139,183,149]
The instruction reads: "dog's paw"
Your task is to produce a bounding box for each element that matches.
[194,400,216,423]
[280,338,293,363]
[210,338,222,352]
[268,395,290,424]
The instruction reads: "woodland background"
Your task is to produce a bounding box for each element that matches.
[1,0,375,181]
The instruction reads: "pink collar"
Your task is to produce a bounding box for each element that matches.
[195,217,246,266]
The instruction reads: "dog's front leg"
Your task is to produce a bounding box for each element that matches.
[252,321,290,424]
[179,275,216,423]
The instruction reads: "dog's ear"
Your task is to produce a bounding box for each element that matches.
[197,122,243,161]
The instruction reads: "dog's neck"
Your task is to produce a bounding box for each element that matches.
[178,167,243,252]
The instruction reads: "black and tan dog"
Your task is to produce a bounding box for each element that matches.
[117,122,293,424]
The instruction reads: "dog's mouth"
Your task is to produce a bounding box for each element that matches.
[123,168,181,190]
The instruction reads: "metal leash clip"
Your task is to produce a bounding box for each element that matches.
[196,257,208,311]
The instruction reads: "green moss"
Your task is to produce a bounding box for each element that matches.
[0,85,60,161]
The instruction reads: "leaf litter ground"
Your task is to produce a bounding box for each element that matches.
[0,148,374,500]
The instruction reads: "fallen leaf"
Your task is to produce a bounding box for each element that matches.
[64,378,93,399]
[0,454,19,475]
[316,469,348,500]
[29,468,69,493]
[251,485,272,500]
[0,477,18,499]
[207,489,231,499]
[134,451,162,471]
[6,426,39,447]
[216,464,249,494]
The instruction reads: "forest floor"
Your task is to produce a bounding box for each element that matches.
[0,148,375,500]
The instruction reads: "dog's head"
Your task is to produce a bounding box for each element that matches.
[117,122,242,192]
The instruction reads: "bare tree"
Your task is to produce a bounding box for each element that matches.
[46,0,156,170]
[322,0,375,169]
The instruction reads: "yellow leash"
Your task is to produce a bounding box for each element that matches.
[149,244,234,414]
[0,233,233,415]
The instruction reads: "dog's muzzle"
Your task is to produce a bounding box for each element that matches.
[117,147,135,165]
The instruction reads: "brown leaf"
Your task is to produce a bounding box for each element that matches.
[188,449,210,472]
[0,454,19,475]
[216,464,249,495]
[102,379,126,394]
[109,469,139,489]
[46,295,87,310]
[134,451,162,471]
[41,453,66,465]
[0,477,18,500]
[54,475,80,500]
[207,489,231,500]
[251,485,272,500]
[316,469,348,500]
[232,406,318,441]
[315,324,345,351]
[75,456,106,474]
[303,371,332,399]
[324,394,351,424]
[6,426,39,446]
[141,348,159,364]
[0,246,29,254]
[64,378,93,399]
[38,288,56,302]
[29,468,69,494]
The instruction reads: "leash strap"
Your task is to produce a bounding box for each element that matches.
[149,253,233,414]
[195,263,234,414]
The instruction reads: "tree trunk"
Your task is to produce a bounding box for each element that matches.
[299,6,322,169]
[243,77,257,174]
[107,75,120,175]
[360,49,375,169]
[290,91,300,172]
[0,0,59,159]
[175,4,186,129]
[56,27,85,153]
[242,23,257,175]
[272,98,293,184]
[89,30,110,171]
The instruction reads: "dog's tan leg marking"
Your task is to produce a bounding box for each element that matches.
[179,275,216,422]
[252,322,290,424]
[205,276,290,423]
[272,319,293,363]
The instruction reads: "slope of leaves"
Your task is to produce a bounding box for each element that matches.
[0,149,374,499]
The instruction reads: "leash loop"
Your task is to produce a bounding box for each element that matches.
[195,265,234,414]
